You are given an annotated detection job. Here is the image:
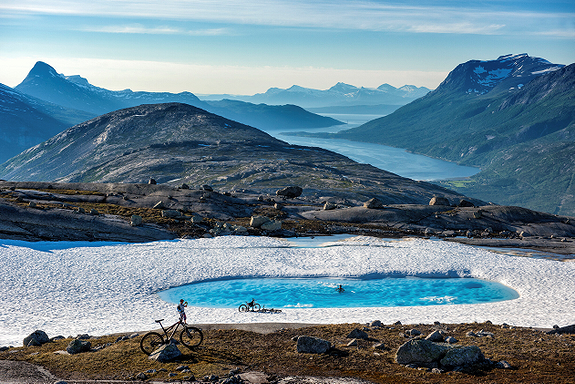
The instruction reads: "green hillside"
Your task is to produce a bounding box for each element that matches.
[337,62,575,215]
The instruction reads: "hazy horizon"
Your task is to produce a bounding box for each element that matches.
[1,0,574,94]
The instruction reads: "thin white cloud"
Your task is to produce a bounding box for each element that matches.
[82,25,230,36]
[1,0,573,36]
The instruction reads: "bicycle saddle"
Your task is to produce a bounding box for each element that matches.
[155,319,164,323]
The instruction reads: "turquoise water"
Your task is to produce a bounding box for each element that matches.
[157,277,519,309]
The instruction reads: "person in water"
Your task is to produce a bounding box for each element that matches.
[336,285,345,293]
[177,299,188,322]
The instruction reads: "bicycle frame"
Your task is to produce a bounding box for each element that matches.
[156,319,185,341]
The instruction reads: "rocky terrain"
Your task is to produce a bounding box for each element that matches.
[1,321,574,383]
[1,180,575,256]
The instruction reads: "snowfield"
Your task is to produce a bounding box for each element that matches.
[1,236,574,347]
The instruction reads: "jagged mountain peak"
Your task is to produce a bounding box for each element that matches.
[435,54,564,96]
[26,61,61,79]
[329,82,358,93]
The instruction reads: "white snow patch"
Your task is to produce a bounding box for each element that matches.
[1,236,574,347]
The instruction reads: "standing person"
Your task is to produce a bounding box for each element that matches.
[177,299,187,323]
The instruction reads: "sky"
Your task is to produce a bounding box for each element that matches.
[0,0,574,94]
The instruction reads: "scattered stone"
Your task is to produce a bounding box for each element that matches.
[395,339,447,365]
[176,365,190,371]
[346,339,358,347]
[323,201,337,210]
[363,197,384,209]
[162,209,181,218]
[370,320,382,327]
[373,342,388,351]
[66,339,91,354]
[296,336,331,354]
[28,201,37,208]
[407,329,421,337]
[431,368,444,374]
[250,215,270,228]
[153,201,165,209]
[445,336,458,344]
[497,360,514,369]
[148,178,156,185]
[276,186,303,199]
[130,215,143,226]
[190,214,204,223]
[23,330,50,347]
[76,207,85,214]
[440,345,484,368]
[180,183,190,189]
[466,331,477,337]
[261,220,282,231]
[89,209,99,215]
[201,184,213,191]
[429,196,450,206]
[473,210,483,219]
[458,199,475,207]
[547,324,575,335]
[148,341,183,363]
[76,334,91,339]
[425,330,444,342]
[347,328,369,340]
[0,346,9,352]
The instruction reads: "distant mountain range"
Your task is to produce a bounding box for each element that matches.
[0,102,475,206]
[199,82,431,110]
[0,61,342,163]
[328,54,575,215]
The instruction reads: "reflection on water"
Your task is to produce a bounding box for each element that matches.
[263,113,479,181]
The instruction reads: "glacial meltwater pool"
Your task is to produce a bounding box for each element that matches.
[157,277,519,309]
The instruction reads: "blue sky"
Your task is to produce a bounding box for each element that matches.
[1,0,574,94]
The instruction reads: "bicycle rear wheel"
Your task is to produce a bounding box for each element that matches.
[253,303,261,311]
[180,326,203,349]
[238,304,248,312]
[140,332,164,355]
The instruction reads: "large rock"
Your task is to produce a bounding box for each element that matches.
[250,215,270,228]
[66,339,91,354]
[347,328,369,340]
[23,330,50,347]
[440,346,484,368]
[429,196,450,206]
[395,339,448,365]
[261,220,282,231]
[276,186,302,199]
[363,198,384,209]
[547,324,575,335]
[149,342,183,363]
[296,336,331,354]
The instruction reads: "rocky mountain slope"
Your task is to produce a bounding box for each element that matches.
[333,54,575,215]
[0,102,475,207]
[0,84,86,162]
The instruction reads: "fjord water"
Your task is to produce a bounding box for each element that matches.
[157,277,519,309]
[266,113,479,181]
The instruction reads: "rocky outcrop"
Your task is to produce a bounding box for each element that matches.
[395,339,485,370]
[296,336,331,354]
[66,339,91,354]
[148,342,183,363]
[0,199,176,242]
[23,330,50,347]
[276,186,303,199]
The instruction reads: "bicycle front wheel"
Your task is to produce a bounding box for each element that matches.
[180,326,203,349]
[140,332,164,355]
[238,304,248,312]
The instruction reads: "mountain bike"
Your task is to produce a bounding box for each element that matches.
[140,318,203,355]
[238,298,261,312]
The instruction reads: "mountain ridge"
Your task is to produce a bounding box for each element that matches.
[331,54,575,215]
